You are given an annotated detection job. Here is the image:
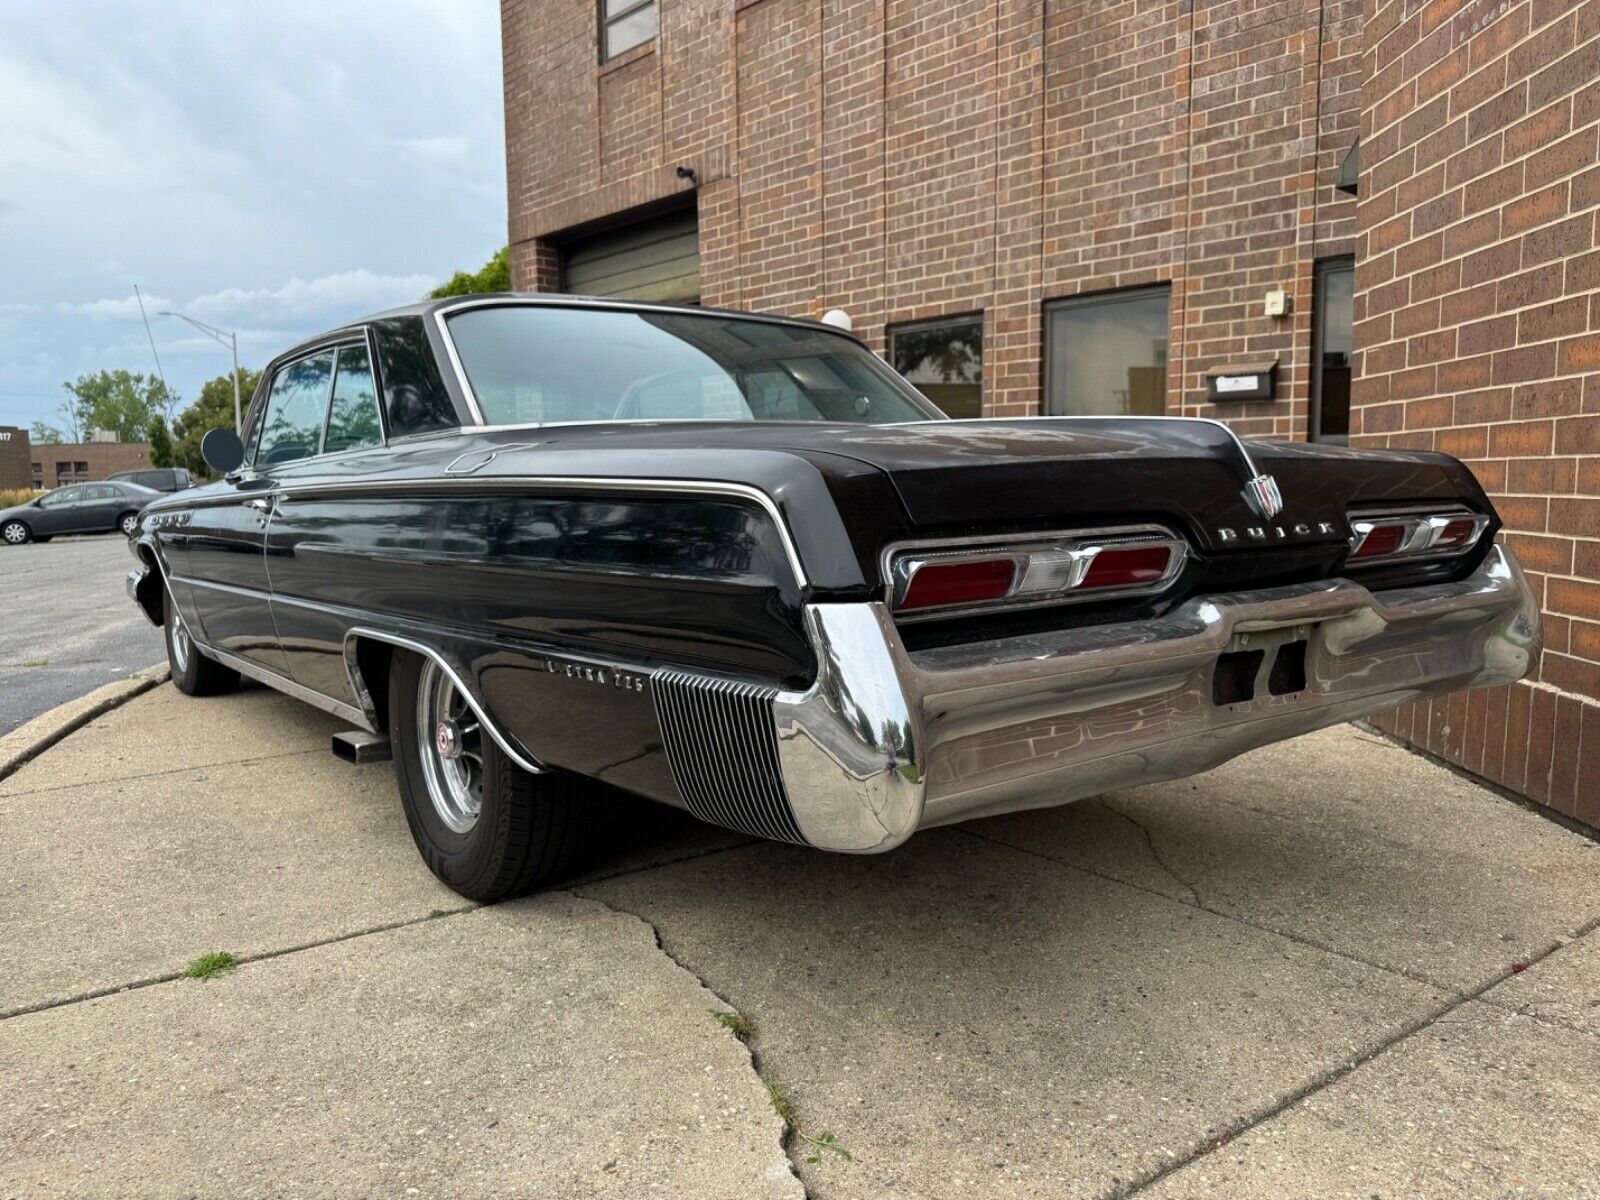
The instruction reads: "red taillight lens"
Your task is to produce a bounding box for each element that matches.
[1351,522,1406,558]
[1079,545,1172,590]
[1431,517,1477,549]
[898,558,1017,611]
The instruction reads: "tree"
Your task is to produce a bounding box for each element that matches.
[429,247,511,298]
[146,414,175,468]
[173,368,260,479]
[60,370,179,443]
[29,421,63,445]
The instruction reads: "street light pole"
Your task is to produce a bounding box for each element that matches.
[159,311,243,434]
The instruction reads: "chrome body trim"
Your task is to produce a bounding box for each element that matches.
[340,626,546,775]
[770,545,1539,852]
[267,474,811,588]
[197,641,372,730]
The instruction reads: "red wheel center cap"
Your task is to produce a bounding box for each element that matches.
[435,719,461,760]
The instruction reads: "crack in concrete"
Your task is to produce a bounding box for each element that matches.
[0,904,477,1022]
[959,826,1468,1000]
[573,887,812,1199]
[1105,927,1590,1199]
[0,746,324,801]
[1101,799,1204,906]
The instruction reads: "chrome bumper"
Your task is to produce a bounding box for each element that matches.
[772,545,1540,852]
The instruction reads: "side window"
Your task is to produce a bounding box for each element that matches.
[324,343,383,454]
[86,484,117,501]
[40,486,80,507]
[254,352,335,466]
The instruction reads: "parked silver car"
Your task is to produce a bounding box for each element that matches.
[0,480,159,545]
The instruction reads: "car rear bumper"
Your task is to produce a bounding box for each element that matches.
[767,545,1540,852]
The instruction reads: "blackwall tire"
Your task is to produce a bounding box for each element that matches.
[166,587,238,696]
[389,649,602,901]
[118,511,140,537]
[1,520,30,546]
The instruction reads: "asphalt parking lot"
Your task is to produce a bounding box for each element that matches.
[2,679,1598,1198]
[0,535,164,735]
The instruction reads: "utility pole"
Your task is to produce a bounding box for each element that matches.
[160,311,242,434]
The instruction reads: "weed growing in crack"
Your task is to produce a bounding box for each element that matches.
[708,1008,753,1041]
[183,952,237,980]
[764,1078,795,1129]
[762,1077,852,1166]
[797,1130,852,1164]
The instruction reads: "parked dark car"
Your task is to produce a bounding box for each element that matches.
[108,467,192,493]
[125,295,1540,901]
[2,480,159,545]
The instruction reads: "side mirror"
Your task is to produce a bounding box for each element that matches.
[201,427,245,475]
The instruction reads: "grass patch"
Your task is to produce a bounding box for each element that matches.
[182,951,238,980]
[708,1008,753,1041]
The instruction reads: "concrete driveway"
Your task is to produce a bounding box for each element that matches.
[0,535,164,735]
[2,681,1598,1198]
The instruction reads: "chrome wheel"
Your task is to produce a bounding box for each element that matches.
[2,521,26,545]
[169,601,191,674]
[415,658,484,834]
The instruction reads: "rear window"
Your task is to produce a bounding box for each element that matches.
[444,306,941,427]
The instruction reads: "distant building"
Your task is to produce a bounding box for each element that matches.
[0,426,152,491]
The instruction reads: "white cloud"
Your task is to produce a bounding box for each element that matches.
[391,135,471,166]
[186,269,435,322]
[54,292,174,319]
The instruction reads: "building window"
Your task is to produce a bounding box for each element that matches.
[1312,257,1354,443]
[1044,286,1171,417]
[600,0,656,61]
[888,314,983,419]
[74,461,89,480]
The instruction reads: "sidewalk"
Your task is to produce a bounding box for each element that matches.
[2,680,1597,1197]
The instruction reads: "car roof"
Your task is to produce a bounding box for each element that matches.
[271,293,866,368]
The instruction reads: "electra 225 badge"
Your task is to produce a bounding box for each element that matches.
[545,657,647,693]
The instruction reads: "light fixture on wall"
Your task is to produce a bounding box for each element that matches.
[675,165,697,185]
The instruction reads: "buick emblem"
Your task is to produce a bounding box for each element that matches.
[1242,472,1284,521]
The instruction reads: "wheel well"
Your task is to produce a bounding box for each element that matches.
[1,516,28,533]
[117,509,139,526]
[132,544,165,625]
[349,637,395,731]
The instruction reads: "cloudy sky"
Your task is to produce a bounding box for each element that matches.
[0,0,505,432]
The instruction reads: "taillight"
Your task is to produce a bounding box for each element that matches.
[890,530,1185,618]
[898,557,1017,611]
[1347,510,1489,563]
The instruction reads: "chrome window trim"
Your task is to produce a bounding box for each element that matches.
[264,473,811,588]
[880,523,1188,622]
[246,328,388,471]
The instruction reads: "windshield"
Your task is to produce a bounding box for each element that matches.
[444,305,944,426]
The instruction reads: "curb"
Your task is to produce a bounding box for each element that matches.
[0,664,169,784]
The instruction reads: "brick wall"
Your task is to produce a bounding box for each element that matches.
[1354,0,1600,823]
[504,0,1364,420]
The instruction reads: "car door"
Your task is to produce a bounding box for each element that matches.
[80,483,122,530]
[31,485,83,535]
[177,348,336,675]
[268,338,388,697]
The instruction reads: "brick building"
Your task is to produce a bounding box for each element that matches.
[501,0,1599,822]
[0,427,152,492]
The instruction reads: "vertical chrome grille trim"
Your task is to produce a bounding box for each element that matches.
[652,670,806,845]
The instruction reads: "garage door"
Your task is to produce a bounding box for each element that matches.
[562,208,700,304]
